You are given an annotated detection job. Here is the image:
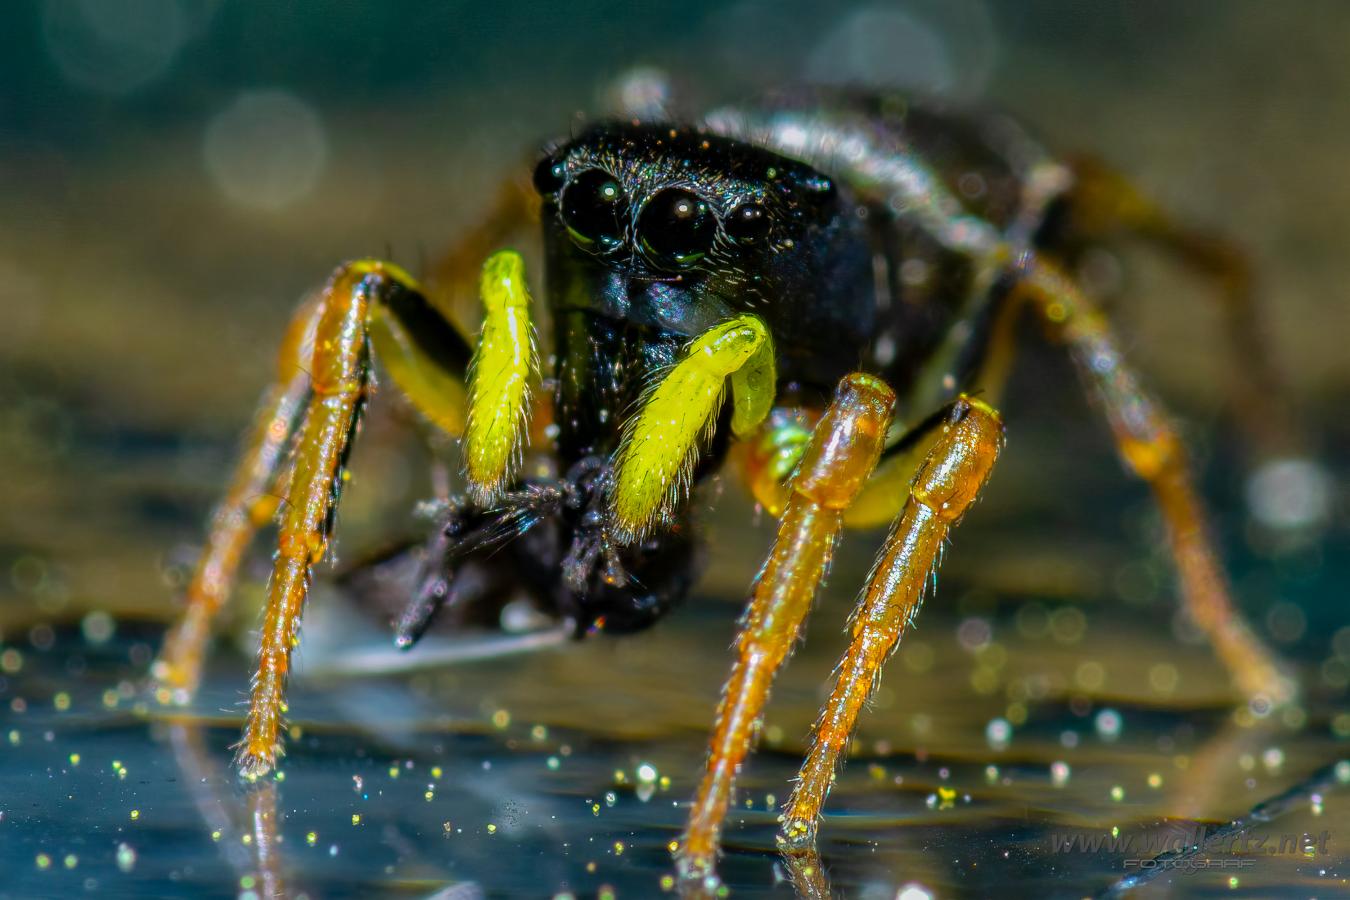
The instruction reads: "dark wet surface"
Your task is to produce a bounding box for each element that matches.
[4,444,1349,898]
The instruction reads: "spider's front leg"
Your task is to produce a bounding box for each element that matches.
[237,253,536,776]
[677,373,895,883]
[155,259,476,701]
[235,260,421,774]
[778,395,1004,850]
[155,252,538,777]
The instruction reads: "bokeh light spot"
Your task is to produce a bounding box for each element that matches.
[203,90,329,212]
[42,0,196,95]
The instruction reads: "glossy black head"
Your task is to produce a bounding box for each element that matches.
[534,123,875,380]
[478,123,881,639]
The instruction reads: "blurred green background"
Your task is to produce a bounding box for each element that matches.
[1,2,1348,898]
[4,0,1350,622]
[4,0,1350,619]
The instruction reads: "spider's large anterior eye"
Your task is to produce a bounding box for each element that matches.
[560,169,627,252]
[533,156,566,196]
[638,188,716,268]
[725,203,770,244]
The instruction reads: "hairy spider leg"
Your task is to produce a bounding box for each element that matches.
[152,293,323,700]
[247,780,286,897]
[782,849,832,900]
[729,108,1297,706]
[157,242,540,771]
[154,260,477,708]
[233,259,480,774]
[1061,156,1304,463]
[234,252,541,772]
[1016,257,1296,706]
[607,314,776,545]
[865,247,1297,707]
[677,373,895,882]
[463,250,538,504]
[778,396,1004,850]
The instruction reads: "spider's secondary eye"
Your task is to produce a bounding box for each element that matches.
[560,169,628,252]
[638,188,716,268]
[533,156,566,196]
[725,203,770,244]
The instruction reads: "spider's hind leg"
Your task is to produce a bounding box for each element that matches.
[1057,157,1312,471]
[1015,256,1297,707]
[152,292,322,701]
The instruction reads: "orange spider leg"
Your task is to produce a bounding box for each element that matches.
[1063,157,1302,461]
[248,781,286,898]
[781,848,831,900]
[152,292,322,701]
[779,396,1004,850]
[677,373,895,883]
[235,260,457,775]
[235,264,380,773]
[1016,256,1296,706]
[154,244,487,764]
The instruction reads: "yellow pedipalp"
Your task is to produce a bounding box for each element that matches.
[464,250,537,504]
[609,314,774,544]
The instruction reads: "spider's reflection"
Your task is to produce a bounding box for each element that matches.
[160,697,1332,900]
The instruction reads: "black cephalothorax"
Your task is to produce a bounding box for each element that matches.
[391,101,1080,639]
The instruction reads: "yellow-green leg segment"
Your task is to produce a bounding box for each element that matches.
[463,251,538,504]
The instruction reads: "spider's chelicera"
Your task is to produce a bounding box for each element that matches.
[153,84,1300,885]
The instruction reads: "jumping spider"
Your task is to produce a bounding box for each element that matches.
[153,80,1302,885]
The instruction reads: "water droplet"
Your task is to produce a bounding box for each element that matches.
[985,717,1011,750]
[1095,709,1123,742]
